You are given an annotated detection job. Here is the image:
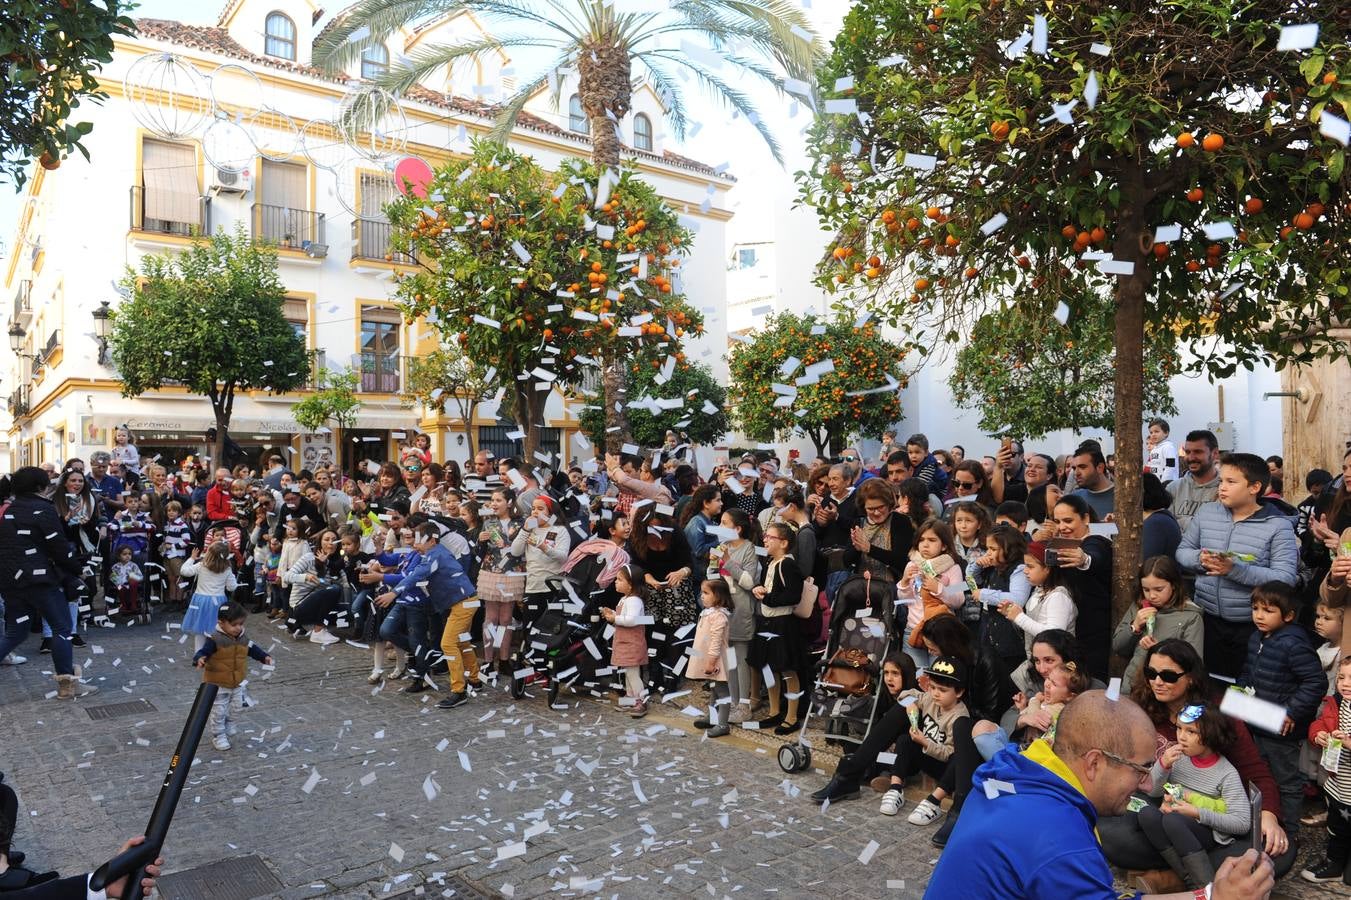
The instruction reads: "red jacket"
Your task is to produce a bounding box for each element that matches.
[206,485,233,521]
[1310,695,1342,742]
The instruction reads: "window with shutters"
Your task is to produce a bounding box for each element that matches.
[138,139,200,234]
[256,159,315,245]
[361,44,389,80]
[568,95,588,134]
[265,13,296,60]
[359,305,401,392]
[633,114,653,151]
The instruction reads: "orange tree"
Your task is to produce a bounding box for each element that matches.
[577,358,728,449]
[388,141,703,460]
[727,311,905,458]
[951,290,1178,437]
[799,0,1350,620]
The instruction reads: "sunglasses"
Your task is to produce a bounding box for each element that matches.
[954,480,978,488]
[1142,666,1186,684]
[840,455,858,462]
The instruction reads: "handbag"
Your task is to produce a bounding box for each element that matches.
[793,577,819,619]
[822,647,874,696]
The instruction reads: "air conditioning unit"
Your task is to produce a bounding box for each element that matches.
[209,166,252,194]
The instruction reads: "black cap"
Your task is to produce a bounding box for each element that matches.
[926,655,968,688]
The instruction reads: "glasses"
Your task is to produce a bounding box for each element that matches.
[1094,748,1153,778]
[1142,666,1185,684]
[864,505,890,514]
[841,455,858,462]
[954,480,978,489]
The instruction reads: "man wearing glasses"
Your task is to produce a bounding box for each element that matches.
[927,691,1275,899]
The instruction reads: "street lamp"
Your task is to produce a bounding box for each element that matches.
[8,323,24,353]
[92,300,112,365]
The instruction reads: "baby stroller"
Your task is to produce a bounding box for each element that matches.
[107,520,153,620]
[509,577,611,708]
[778,572,896,774]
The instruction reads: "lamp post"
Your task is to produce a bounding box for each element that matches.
[8,323,24,353]
[92,300,112,365]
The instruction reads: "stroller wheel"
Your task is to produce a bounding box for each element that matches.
[778,743,806,774]
[510,676,526,699]
[547,680,561,707]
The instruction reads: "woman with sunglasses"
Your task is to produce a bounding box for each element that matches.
[946,460,996,514]
[1100,639,1296,882]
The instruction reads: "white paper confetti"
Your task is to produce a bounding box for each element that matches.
[1276,23,1319,51]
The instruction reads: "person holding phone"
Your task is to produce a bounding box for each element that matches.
[1047,495,1114,683]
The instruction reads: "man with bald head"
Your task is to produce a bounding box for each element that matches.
[926,691,1274,899]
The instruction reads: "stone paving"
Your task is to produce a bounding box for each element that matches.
[0,615,1343,898]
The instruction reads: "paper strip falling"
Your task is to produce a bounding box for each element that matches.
[1202,221,1237,240]
[1154,223,1183,243]
[301,769,321,794]
[858,840,880,864]
[1276,23,1319,51]
[980,213,1008,235]
[824,99,858,115]
[1219,688,1287,734]
[1053,302,1070,325]
[1321,112,1350,146]
[496,841,528,862]
[1097,259,1135,276]
[458,751,472,772]
[422,775,439,801]
[1106,677,1122,702]
[984,778,1017,800]
[1090,42,1111,56]
[389,843,404,863]
[1031,15,1048,54]
[902,152,937,171]
[1084,71,1100,109]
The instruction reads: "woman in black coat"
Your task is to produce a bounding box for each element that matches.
[0,467,94,699]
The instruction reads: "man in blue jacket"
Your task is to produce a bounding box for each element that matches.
[378,523,479,709]
[927,691,1275,899]
[1176,452,1298,680]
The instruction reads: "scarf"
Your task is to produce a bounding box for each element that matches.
[563,538,631,587]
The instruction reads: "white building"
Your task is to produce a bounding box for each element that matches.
[2,0,734,473]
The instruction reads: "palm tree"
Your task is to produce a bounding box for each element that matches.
[315,0,821,450]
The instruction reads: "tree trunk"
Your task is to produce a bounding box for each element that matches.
[207,383,234,472]
[808,428,829,460]
[512,382,549,466]
[1110,165,1150,666]
[579,41,633,453]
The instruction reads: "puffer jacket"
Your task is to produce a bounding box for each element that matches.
[1238,623,1324,737]
[1175,499,1298,622]
[0,493,82,590]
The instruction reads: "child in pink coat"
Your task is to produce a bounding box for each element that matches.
[691,579,733,737]
[602,564,650,718]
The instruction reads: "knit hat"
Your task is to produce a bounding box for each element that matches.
[925,656,968,688]
[1026,541,1048,564]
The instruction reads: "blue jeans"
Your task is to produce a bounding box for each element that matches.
[974,726,1010,761]
[0,586,75,675]
[379,603,432,674]
[41,601,79,639]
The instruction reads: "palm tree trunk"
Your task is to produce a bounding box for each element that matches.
[579,40,633,453]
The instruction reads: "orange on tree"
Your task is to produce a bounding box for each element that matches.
[1201,133,1224,152]
[1244,197,1264,214]
[1176,131,1196,148]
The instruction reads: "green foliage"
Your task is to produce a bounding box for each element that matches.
[292,368,362,432]
[387,140,703,453]
[950,297,1179,438]
[798,0,1350,371]
[0,0,134,186]
[578,360,728,448]
[401,347,495,414]
[727,311,906,456]
[110,226,312,426]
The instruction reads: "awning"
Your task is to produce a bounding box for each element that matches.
[88,409,418,435]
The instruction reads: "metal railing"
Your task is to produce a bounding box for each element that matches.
[359,350,401,393]
[12,279,31,322]
[351,218,414,264]
[252,203,326,250]
[129,185,209,236]
[7,386,30,417]
[43,328,60,359]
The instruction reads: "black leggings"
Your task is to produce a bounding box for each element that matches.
[291,586,344,629]
[0,779,17,857]
[1137,803,1218,856]
[836,705,979,813]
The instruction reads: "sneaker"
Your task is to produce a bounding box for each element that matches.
[388,666,409,681]
[437,691,469,709]
[309,629,340,646]
[1302,857,1346,883]
[70,634,86,648]
[465,678,484,691]
[401,680,430,694]
[212,737,230,751]
[367,668,385,685]
[1,653,25,666]
[809,777,860,804]
[880,789,905,817]
[908,798,942,826]
[39,639,51,655]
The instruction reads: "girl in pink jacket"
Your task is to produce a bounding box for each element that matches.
[691,579,733,737]
[602,564,650,718]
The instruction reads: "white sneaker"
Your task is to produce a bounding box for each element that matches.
[388,666,409,680]
[309,629,340,646]
[212,736,230,751]
[1,653,25,665]
[907,798,943,826]
[367,668,385,684]
[879,789,904,816]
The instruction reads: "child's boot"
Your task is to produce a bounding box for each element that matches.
[1156,848,1186,883]
[1178,850,1213,889]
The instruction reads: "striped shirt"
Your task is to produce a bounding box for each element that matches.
[1150,751,1251,843]
[1328,699,1351,806]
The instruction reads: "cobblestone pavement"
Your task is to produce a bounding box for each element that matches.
[0,615,1341,898]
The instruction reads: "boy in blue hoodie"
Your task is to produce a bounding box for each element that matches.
[1238,581,1325,826]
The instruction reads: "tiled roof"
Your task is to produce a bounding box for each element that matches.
[131,17,734,181]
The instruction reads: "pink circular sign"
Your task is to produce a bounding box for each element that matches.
[393,157,434,199]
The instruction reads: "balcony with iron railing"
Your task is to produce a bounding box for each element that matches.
[351,218,415,265]
[129,185,210,237]
[11,279,32,327]
[43,327,60,359]
[358,350,402,393]
[252,203,326,251]
[7,386,30,418]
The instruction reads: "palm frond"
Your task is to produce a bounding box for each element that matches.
[374,35,562,97]
[313,0,453,72]
[633,56,688,143]
[647,49,782,164]
[487,50,578,144]
[669,0,821,78]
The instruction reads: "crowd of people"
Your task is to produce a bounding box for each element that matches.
[1,420,1350,897]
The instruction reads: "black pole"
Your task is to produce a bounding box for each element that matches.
[90,682,218,900]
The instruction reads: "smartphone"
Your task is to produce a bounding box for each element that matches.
[1001,435,1012,451]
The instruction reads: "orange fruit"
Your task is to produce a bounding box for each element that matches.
[1014,255,1030,268]
[1186,188,1204,202]
[866,267,881,278]
[1279,225,1293,239]
[1186,260,1201,272]
[1244,197,1264,214]
[591,261,602,271]
[1201,133,1224,152]
[1060,224,1077,239]
[1308,202,1325,219]
[868,255,881,267]
[964,267,979,279]
[906,217,921,231]
[881,210,897,224]
[945,235,960,247]
[914,278,931,291]
[926,206,942,220]
[1153,243,1169,260]
[1090,226,1106,244]
[1176,132,1195,148]
[990,120,1011,140]
[1293,212,1315,230]
[39,152,59,170]
[1324,72,1338,85]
